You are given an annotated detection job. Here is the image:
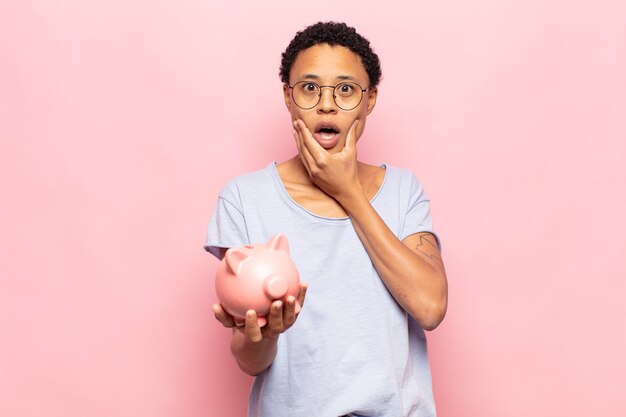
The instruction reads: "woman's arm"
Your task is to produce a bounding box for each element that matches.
[293,119,447,330]
[214,304,278,376]
[340,193,447,330]
[214,286,308,375]
[213,249,309,375]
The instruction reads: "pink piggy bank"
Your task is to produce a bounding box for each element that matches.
[215,234,301,327]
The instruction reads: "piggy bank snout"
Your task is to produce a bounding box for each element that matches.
[264,275,288,300]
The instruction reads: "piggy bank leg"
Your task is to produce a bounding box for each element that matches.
[234,316,245,327]
[257,316,267,327]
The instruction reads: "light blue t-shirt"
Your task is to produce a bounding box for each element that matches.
[205,162,438,417]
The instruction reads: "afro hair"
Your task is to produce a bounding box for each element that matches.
[279,22,382,88]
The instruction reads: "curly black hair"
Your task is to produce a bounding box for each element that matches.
[279,22,382,88]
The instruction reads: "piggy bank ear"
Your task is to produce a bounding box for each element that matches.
[267,234,290,254]
[225,248,249,275]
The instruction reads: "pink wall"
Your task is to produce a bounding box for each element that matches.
[1,1,625,416]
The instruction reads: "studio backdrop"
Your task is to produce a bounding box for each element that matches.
[1,1,625,416]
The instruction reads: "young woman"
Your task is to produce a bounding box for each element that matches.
[206,22,448,417]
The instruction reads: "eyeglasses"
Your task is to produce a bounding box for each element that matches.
[288,81,368,111]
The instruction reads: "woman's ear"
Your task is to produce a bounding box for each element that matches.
[283,84,292,110]
[366,87,378,115]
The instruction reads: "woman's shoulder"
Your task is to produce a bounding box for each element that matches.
[371,163,429,203]
[219,162,277,197]
[361,162,423,187]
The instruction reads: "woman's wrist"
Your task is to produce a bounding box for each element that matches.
[231,331,279,376]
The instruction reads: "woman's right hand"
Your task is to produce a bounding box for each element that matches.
[212,282,308,343]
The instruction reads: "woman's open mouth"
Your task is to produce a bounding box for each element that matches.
[313,123,341,148]
[317,127,338,140]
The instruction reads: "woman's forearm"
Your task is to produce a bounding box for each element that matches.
[340,191,448,330]
[231,330,278,376]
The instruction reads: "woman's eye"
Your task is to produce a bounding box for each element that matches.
[338,83,354,94]
[303,83,318,92]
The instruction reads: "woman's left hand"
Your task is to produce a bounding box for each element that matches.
[292,118,362,204]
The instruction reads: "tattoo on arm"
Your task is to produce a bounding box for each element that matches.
[414,234,442,264]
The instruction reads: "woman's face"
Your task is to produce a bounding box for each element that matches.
[283,43,378,154]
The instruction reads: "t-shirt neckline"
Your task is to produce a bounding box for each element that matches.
[269,161,389,222]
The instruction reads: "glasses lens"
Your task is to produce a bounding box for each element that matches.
[334,82,363,110]
[292,82,320,109]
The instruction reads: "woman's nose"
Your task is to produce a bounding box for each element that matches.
[317,86,337,113]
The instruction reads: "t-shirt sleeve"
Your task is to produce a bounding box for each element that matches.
[399,173,441,249]
[204,182,250,260]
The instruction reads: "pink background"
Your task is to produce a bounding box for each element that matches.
[1,1,625,416]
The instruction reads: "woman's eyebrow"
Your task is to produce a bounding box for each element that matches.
[336,75,359,81]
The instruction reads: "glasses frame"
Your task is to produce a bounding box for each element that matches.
[288,81,369,111]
